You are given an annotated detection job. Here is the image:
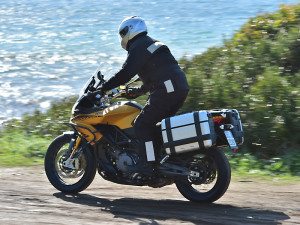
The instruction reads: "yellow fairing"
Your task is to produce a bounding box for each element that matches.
[71,101,141,144]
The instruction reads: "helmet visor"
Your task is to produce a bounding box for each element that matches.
[119,26,129,38]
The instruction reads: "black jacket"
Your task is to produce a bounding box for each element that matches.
[102,34,189,93]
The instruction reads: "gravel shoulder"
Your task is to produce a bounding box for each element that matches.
[0,166,299,225]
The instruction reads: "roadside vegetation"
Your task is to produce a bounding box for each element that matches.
[0,4,299,179]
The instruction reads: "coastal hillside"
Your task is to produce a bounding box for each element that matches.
[0,4,299,175]
[180,4,300,157]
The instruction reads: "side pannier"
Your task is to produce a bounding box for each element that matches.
[161,111,216,155]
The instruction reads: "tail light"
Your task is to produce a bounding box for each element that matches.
[213,116,225,125]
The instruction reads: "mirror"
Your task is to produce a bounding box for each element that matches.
[97,71,104,82]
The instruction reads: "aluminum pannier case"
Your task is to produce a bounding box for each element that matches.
[161,111,216,155]
[209,109,244,146]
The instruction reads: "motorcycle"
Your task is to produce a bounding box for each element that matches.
[44,68,244,203]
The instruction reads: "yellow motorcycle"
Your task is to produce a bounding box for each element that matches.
[44,69,244,203]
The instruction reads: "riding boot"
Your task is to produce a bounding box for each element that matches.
[127,141,157,176]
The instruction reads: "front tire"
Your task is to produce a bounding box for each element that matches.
[44,133,96,193]
[175,147,231,203]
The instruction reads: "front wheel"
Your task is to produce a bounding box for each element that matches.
[175,147,231,203]
[44,133,96,193]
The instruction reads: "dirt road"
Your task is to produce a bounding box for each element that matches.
[0,166,299,225]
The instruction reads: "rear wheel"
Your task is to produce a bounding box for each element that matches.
[44,133,96,193]
[175,147,231,203]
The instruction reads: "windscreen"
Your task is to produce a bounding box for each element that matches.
[79,68,104,96]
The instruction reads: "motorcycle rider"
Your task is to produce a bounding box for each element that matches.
[99,16,189,175]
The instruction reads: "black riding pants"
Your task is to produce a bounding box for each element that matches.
[134,89,188,163]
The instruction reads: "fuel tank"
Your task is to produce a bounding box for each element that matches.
[71,101,142,129]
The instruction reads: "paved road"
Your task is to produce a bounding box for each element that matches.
[0,166,299,224]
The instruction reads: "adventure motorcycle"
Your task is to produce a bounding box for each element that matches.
[44,69,244,203]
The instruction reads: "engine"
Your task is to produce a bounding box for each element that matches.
[115,152,136,172]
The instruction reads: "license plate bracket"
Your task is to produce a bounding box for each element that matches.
[224,130,238,151]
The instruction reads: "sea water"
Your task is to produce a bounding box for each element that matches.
[0,0,299,123]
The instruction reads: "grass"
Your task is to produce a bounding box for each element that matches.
[227,150,300,182]
[0,131,51,167]
[0,130,299,182]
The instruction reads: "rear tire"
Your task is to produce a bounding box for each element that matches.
[175,147,231,203]
[44,134,96,193]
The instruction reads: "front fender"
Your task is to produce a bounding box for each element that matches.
[63,131,75,136]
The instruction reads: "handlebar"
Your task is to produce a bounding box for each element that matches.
[110,89,126,99]
[85,88,127,103]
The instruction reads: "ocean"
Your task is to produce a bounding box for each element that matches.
[0,0,299,123]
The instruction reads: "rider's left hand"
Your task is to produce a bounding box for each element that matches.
[126,87,143,99]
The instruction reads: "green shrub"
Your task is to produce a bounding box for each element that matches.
[182,4,300,158]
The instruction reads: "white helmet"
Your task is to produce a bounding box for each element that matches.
[118,16,147,50]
